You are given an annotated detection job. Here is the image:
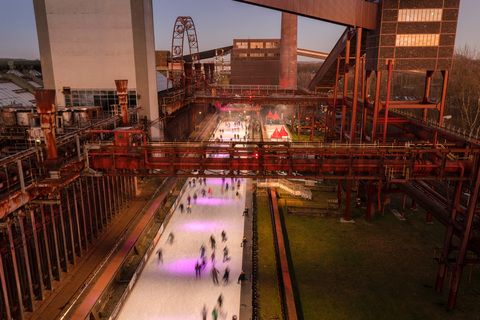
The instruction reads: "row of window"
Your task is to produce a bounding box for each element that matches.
[236,52,280,58]
[395,34,440,47]
[64,89,137,108]
[235,41,279,49]
[398,8,443,22]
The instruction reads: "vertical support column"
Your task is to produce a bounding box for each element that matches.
[40,205,54,284]
[382,60,394,143]
[361,70,371,142]
[50,204,62,281]
[372,70,382,141]
[341,32,352,142]
[64,189,77,265]
[56,200,70,270]
[447,165,480,310]
[102,176,110,222]
[35,90,58,162]
[434,70,449,145]
[422,70,434,121]
[436,179,463,292]
[113,176,118,214]
[331,57,342,139]
[366,182,375,220]
[77,180,89,249]
[17,215,35,311]
[29,208,45,299]
[279,12,297,89]
[84,177,95,240]
[92,176,101,232]
[72,183,84,256]
[0,252,12,320]
[6,221,25,319]
[115,80,129,125]
[349,27,362,143]
[343,180,352,221]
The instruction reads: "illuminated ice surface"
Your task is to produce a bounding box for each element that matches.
[117,121,248,320]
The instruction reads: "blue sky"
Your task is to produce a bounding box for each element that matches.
[0,0,478,59]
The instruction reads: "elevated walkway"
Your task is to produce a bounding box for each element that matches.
[257,179,312,200]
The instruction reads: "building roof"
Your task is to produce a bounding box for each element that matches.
[0,81,35,107]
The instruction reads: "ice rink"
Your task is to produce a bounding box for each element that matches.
[117,120,248,320]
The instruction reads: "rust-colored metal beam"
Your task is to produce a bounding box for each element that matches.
[115,80,129,126]
[35,89,58,161]
[234,0,378,29]
[297,48,329,60]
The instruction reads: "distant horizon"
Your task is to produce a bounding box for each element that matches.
[0,1,478,60]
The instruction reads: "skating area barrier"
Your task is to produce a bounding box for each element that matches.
[257,179,312,200]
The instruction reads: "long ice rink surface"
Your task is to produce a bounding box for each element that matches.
[117,120,248,320]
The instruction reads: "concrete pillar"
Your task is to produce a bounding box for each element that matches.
[279,12,297,89]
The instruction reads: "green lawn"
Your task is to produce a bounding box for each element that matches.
[280,204,480,320]
[257,193,283,319]
[256,185,480,320]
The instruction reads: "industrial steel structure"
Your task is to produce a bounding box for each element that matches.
[0,0,477,319]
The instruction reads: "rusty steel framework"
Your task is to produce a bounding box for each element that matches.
[1,0,477,318]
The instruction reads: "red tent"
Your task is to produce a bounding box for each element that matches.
[271,128,282,139]
[272,112,280,121]
[266,110,274,119]
[279,126,288,137]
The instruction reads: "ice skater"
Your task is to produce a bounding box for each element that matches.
[186,204,192,214]
[212,306,219,320]
[241,236,247,247]
[211,250,216,263]
[210,234,216,250]
[201,188,206,197]
[201,305,208,320]
[237,270,246,284]
[221,230,227,242]
[217,294,224,308]
[208,187,213,198]
[201,256,207,270]
[211,266,219,285]
[179,203,184,213]
[156,248,163,264]
[223,246,229,262]
[187,194,191,206]
[167,232,174,245]
[200,244,206,258]
[195,261,201,278]
[193,192,198,204]
[222,266,230,284]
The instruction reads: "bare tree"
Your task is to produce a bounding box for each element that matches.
[447,45,480,134]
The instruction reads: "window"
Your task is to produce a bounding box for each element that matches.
[250,42,264,49]
[235,41,248,49]
[395,34,440,47]
[64,89,137,109]
[398,9,442,22]
[249,53,265,58]
[238,53,248,58]
[265,41,279,49]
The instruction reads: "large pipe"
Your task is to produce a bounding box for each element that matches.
[35,89,58,161]
[115,80,129,125]
[279,12,297,89]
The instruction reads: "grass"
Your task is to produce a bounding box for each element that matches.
[278,197,480,320]
[256,184,480,320]
[256,192,283,319]
[290,132,324,142]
